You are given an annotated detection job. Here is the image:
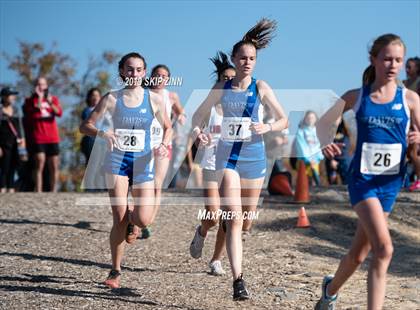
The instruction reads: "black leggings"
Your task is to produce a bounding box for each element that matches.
[0,145,19,189]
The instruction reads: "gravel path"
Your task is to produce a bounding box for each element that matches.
[0,188,419,309]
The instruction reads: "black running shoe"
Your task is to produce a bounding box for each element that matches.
[220,219,227,233]
[104,269,121,288]
[125,223,139,244]
[233,274,250,300]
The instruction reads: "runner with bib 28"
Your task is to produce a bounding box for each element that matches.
[80,52,172,289]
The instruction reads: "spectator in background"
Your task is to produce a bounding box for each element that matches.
[80,88,112,191]
[403,57,420,93]
[186,136,203,188]
[23,77,62,192]
[403,57,420,191]
[264,103,293,194]
[0,87,27,193]
[325,120,353,185]
[81,88,101,165]
[167,121,190,189]
[264,103,289,171]
[295,110,324,186]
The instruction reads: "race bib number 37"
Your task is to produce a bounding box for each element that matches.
[115,129,145,152]
[360,142,402,175]
[221,117,252,142]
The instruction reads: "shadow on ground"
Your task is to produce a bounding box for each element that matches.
[256,211,419,278]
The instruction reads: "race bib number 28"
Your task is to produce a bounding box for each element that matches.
[360,143,402,175]
[221,117,252,142]
[115,129,145,152]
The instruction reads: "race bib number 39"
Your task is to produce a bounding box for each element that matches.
[150,118,163,147]
[360,142,402,175]
[221,117,252,142]
[115,129,145,152]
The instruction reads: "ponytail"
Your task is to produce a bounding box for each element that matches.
[210,51,235,82]
[362,65,376,86]
[231,18,277,57]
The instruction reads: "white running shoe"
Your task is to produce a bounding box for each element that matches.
[315,274,338,310]
[209,260,226,276]
[189,225,205,259]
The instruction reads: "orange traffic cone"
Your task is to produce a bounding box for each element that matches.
[269,174,294,196]
[296,207,310,228]
[294,160,310,203]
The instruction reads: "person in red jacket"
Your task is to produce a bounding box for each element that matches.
[23,77,62,192]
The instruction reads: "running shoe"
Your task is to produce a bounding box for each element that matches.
[233,273,250,300]
[104,269,121,289]
[189,225,205,259]
[242,230,251,242]
[140,227,151,239]
[409,180,420,192]
[125,223,139,244]
[209,260,226,276]
[315,274,337,310]
[221,219,227,233]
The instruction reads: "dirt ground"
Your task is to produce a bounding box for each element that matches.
[0,187,419,309]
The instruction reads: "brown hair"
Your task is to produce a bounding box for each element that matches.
[34,76,49,86]
[299,110,318,128]
[85,87,101,106]
[118,52,147,81]
[362,34,405,86]
[406,56,420,75]
[151,64,171,77]
[231,18,277,57]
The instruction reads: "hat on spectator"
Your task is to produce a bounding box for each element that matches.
[0,87,19,96]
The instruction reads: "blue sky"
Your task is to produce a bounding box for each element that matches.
[1,0,419,104]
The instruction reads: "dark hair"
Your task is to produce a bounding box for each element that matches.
[85,87,101,106]
[362,34,405,86]
[210,51,235,82]
[299,110,317,128]
[406,56,420,75]
[231,18,277,57]
[118,52,147,80]
[151,64,171,77]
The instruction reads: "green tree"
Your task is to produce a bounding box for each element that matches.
[65,51,119,191]
[3,41,77,97]
[2,41,119,191]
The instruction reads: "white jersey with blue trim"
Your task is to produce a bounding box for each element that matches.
[150,89,172,148]
[200,105,223,170]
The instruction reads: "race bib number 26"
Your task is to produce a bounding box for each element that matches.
[360,143,402,175]
[115,129,145,152]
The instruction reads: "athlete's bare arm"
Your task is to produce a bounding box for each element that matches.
[80,91,118,151]
[255,80,288,134]
[407,89,420,144]
[192,82,224,130]
[317,88,360,158]
[150,91,173,148]
[191,82,224,145]
[169,92,186,125]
